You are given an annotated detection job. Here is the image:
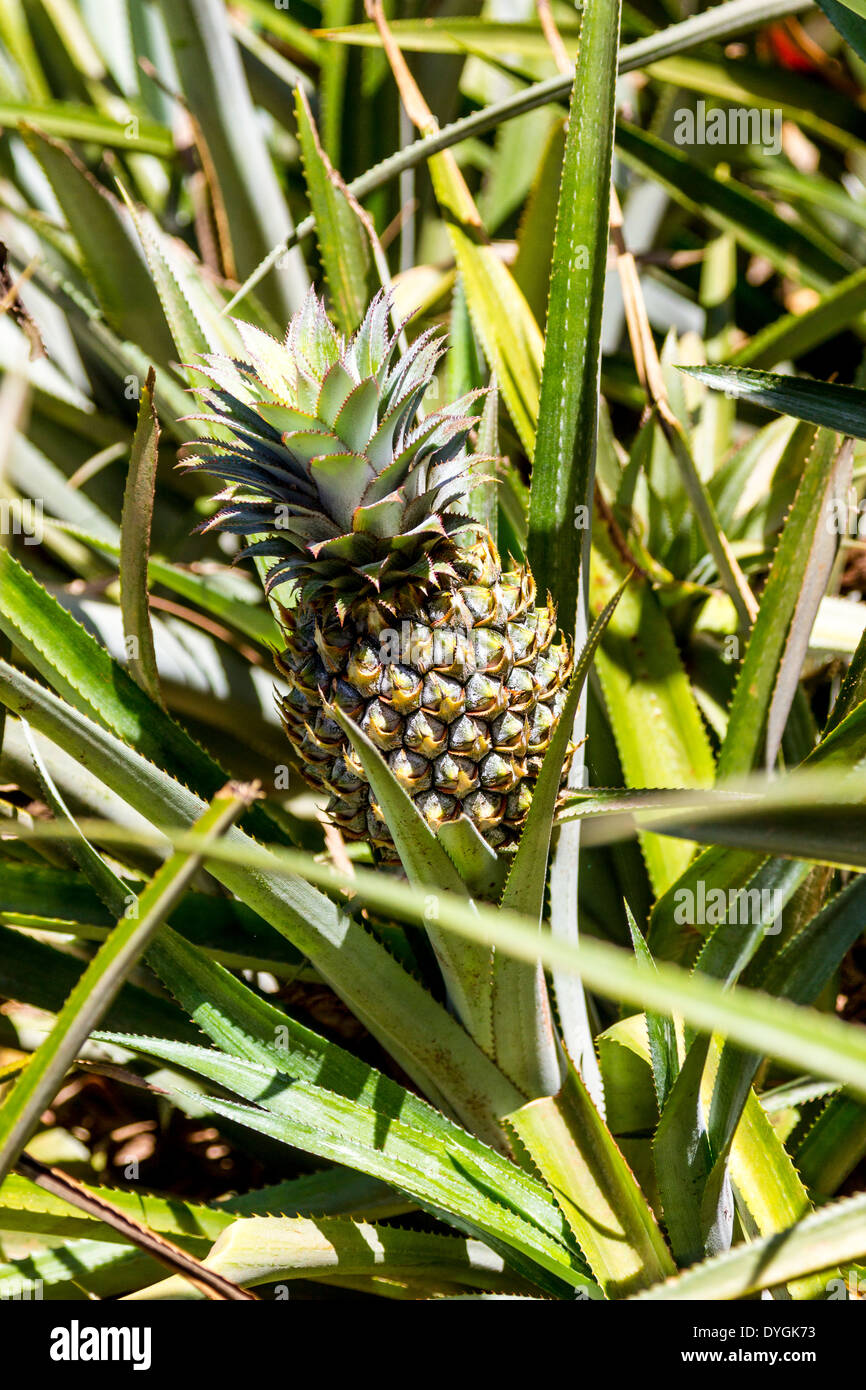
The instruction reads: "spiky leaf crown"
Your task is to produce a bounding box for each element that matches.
[182,291,485,615]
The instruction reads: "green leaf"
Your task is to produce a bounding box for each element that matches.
[681,365,866,439]
[826,623,866,734]
[695,865,821,1277]
[751,875,866,1014]
[118,189,215,374]
[635,776,866,869]
[796,1094,866,1196]
[635,1188,866,1300]
[53,524,281,646]
[622,1028,828,1295]
[691,858,809,1000]
[0,784,250,1185]
[18,718,131,922]
[1,101,172,153]
[616,123,852,290]
[507,1062,675,1297]
[806,696,866,769]
[503,581,626,922]
[0,0,49,101]
[141,924,460,1143]
[329,708,467,900]
[478,104,563,240]
[436,817,505,901]
[816,0,866,62]
[227,0,819,312]
[646,55,866,160]
[0,661,522,1142]
[317,0,352,164]
[652,1036,718,1266]
[528,0,621,624]
[0,861,127,927]
[429,154,543,457]
[715,1065,824,1300]
[589,528,715,894]
[727,266,866,370]
[0,1239,163,1301]
[295,86,371,335]
[644,846,770,962]
[230,0,323,61]
[23,128,176,365]
[31,811,866,1110]
[0,921,196,1044]
[490,581,626,1097]
[0,1172,228,1248]
[157,0,307,322]
[288,854,866,1101]
[318,17,583,57]
[669,871,866,1253]
[97,1034,590,1298]
[330,703,495,1054]
[0,550,286,848]
[221,1169,404,1220]
[126,1213,531,1299]
[0,860,308,977]
[562,767,866,873]
[120,366,163,706]
[718,429,850,778]
[512,119,566,328]
[626,907,677,1110]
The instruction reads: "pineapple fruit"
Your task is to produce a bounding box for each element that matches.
[183,292,573,859]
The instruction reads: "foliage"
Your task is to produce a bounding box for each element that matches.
[1,0,866,1303]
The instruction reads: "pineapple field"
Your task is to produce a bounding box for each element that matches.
[3,0,866,1330]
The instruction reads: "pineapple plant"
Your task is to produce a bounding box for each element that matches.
[183,292,573,859]
[3,0,866,1321]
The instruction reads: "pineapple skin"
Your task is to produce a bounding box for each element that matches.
[275,528,573,859]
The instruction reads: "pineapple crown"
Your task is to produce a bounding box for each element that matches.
[181,290,487,618]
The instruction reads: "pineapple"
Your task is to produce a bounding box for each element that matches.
[183,292,573,859]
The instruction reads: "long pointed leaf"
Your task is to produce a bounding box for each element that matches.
[0,784,250,1185]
